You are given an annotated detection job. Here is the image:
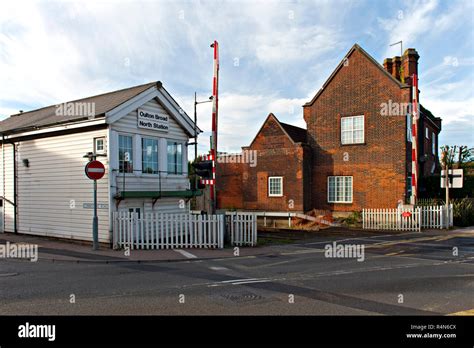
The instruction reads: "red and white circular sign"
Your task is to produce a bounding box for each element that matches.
[401,211,412,218]
[85,160,105,180]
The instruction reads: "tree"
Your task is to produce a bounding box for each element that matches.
[457,146,474,169]
[440,145,474,169]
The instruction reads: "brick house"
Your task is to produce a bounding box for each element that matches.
[217,44,441,213]
[217,113,311,211]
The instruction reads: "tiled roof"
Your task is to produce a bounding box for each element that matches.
[0,81,158,133]
[280,122,307,143]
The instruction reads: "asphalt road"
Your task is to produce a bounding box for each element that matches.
[1,228,473,315]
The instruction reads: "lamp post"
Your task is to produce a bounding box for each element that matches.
[192,93,213,190]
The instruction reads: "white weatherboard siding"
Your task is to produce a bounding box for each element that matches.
[111,98,189,198]
[0,92,194,243]
[118,198,189,214]
[1,144,15,232]
[3,129,110,242]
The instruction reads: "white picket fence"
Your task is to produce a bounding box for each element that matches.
[362,208,421,231]
[113,212,225,250]
[226,212,258,246]
[362,204,454,231]
[419,204,453,229]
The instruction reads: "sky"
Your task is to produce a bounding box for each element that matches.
[0,0,473,156]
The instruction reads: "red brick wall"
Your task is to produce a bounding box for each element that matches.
[304,48,411,211]
[216,161,244,209]
[217,116,310,212]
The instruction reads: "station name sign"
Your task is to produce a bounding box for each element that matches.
[137,109,169,132]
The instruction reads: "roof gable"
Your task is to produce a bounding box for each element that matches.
[106,84,200,137]
[247,113,307,148]
[304,44,408,107]
[0,81,200,137]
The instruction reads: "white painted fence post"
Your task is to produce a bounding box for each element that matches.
[253,213,257,246]
[218,214,224,249]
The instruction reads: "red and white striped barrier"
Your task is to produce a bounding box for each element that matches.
[199,153,215,186]
[410,73,419,204]
[209,41,219,200]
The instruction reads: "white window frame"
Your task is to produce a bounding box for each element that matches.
[425,127,429,139]
[142,137,159,175]
[341,115,364,145]
[94,137,106,154]
[166,140,184,175]
[268,176,283,197]
[327,176,353,203]
[118,133,134,174]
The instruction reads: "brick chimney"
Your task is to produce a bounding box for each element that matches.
[402,48,420,85]
[391,56,402,81]
[383,58,393,74]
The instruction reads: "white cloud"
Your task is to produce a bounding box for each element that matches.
[0,0,471,151]
[255,26,341,64]
[176,92,309,155]
[422,98,474,124]
[379,0,439,56]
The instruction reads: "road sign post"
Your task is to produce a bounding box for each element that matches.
[85,159,105,250]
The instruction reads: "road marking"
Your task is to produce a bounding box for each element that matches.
[244,259,302,269]
[211,255,256,261]
[209,277,272,287]
[301,232,421,246]
[0,273,18,277]
[448,308,474,316]
[385,251,403,256]
[281,249,324,255]
[231,279,271,285]
[209,266,229,271]
[220,278,262,283]
[174,249,197,259]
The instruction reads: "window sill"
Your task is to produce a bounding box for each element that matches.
[165,173,187,178]
[117,172,135,176]
[140,173,160,177]
[340,142,366,146]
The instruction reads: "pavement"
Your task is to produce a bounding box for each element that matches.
[0,232,274,262]
[0,225,472,263]
[0,226,473,315]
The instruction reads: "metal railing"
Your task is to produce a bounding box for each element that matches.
[112,168,185,197]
